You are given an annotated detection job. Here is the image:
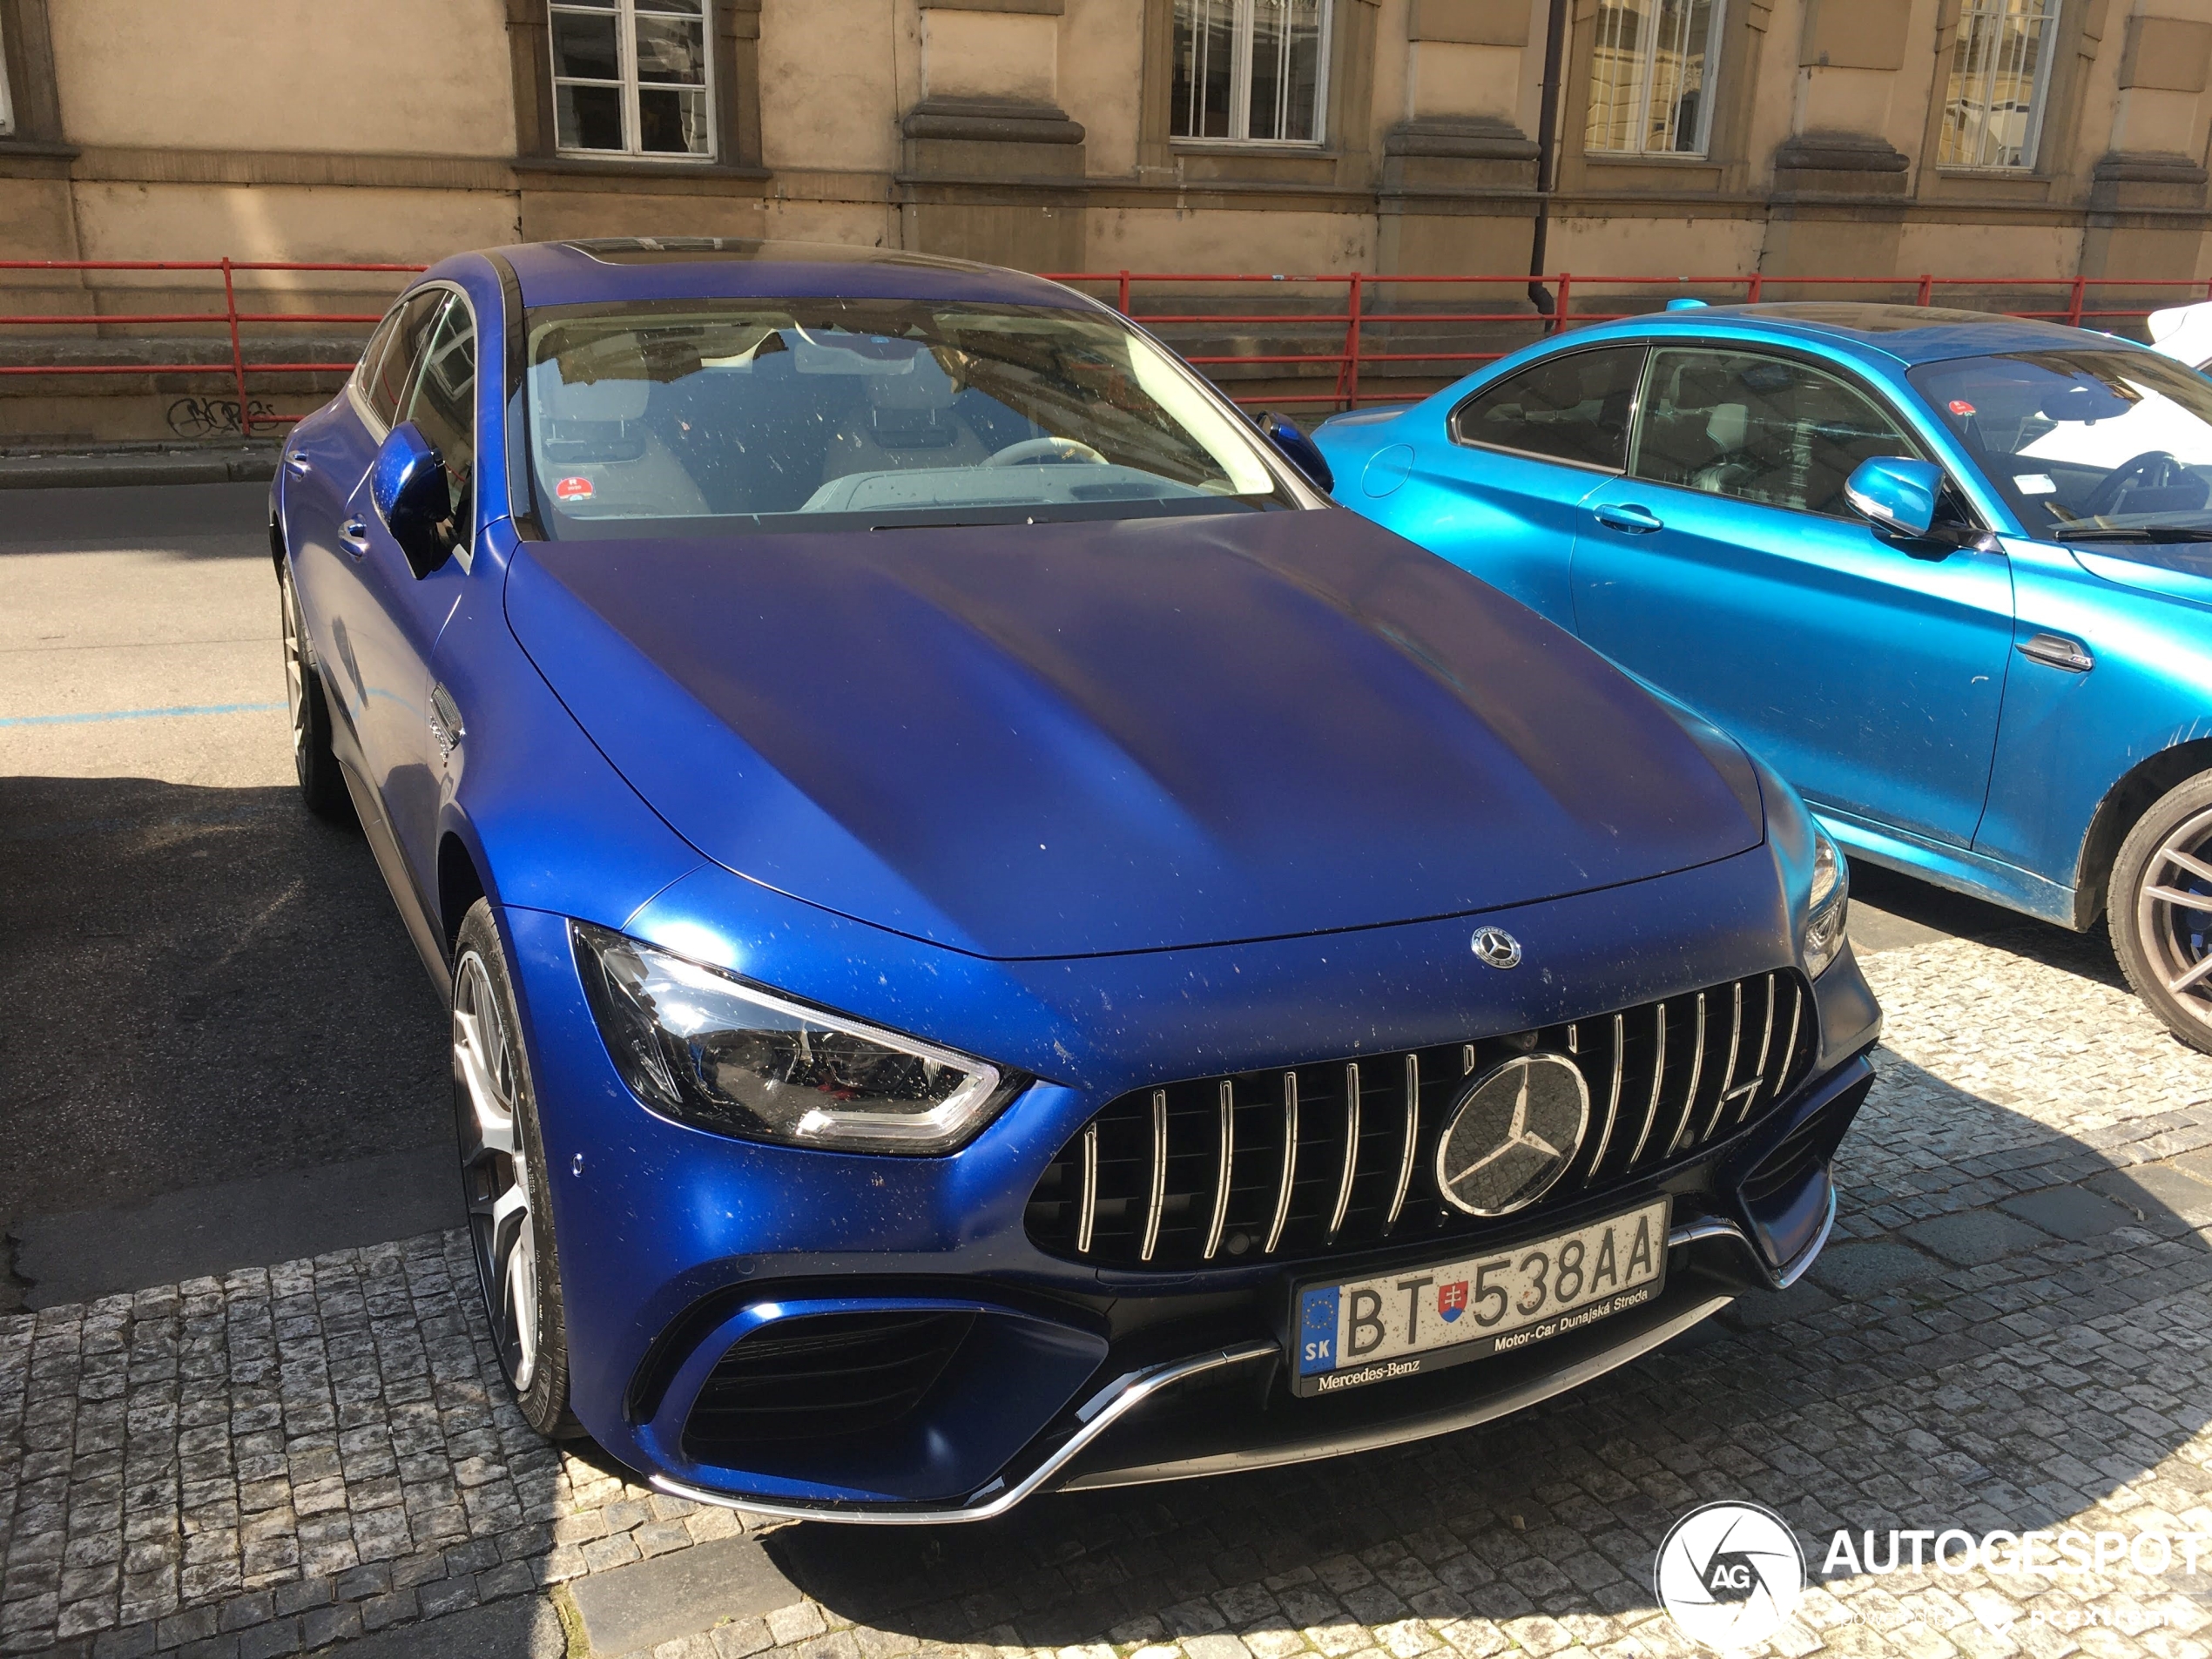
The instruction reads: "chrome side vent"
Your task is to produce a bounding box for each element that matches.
[1023,969,1820,1271]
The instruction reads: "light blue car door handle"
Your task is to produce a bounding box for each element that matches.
[339,518,371,556]
[1593,503,1664,534]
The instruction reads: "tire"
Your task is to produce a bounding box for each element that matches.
[451,900,586,1439]
[278,560,352,822]
[2109,768,2212,1055]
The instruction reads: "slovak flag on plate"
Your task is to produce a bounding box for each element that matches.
[1438,1281,1468,1323]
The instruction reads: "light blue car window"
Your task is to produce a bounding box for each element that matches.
[1910,349,2212,543]
[1451,346,1643,471]
[1630,347,1922,518]
[522,299,1291,536]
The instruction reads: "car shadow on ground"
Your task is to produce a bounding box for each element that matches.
[1850,859,2135,995]
[0,774,448,1301]
[752,1049,2212,1650]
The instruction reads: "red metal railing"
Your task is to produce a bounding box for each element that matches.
[1042,269,2212,408]
[4,260,2212,429]
[0,259,426,435]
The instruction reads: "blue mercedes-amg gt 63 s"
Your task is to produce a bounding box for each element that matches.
[1314,303,2212,1055]
[272,239,1878,1521]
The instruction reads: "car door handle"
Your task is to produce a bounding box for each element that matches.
[1593,503,1664,534]
[339,518,370,556]
[2018,631,2094,672]
[284,452,312,478]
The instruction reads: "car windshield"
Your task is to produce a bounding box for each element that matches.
[521,298,1289,536]
[1909,349,2212,542]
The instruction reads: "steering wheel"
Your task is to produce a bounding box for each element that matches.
[984,436,1108,468]
[2082,449,2188,519]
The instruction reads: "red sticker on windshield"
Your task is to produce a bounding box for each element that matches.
[1948,400,1977,416]
[555,475,594,501]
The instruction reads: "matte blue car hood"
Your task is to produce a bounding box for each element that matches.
[505,508,1762,959]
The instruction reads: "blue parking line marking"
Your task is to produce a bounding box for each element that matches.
[0,700,284,728]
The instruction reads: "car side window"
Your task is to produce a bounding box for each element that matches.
[1632,347,1921,518]
[1450,347,1646,471]
[362,290,448,431]
[399,294,476,548]
[353,305,406,413]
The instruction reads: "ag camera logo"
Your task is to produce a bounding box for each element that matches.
[1655,1501,1805,1649]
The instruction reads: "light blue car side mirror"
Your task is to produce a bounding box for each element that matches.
[1844,455,1943,541]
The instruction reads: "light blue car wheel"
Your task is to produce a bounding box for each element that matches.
[2111,770,2212,1055]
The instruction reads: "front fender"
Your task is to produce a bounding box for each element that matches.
[1978,540,2212,907]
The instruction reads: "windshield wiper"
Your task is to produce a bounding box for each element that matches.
[2054,524,2212,543]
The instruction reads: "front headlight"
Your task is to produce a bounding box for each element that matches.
[571,922,1022,1153]
[1802,826,1849,978]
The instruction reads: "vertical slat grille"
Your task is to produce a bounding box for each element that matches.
[1026,968,1824,1270]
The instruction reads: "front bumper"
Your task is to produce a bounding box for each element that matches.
[650,1053,1868,1524]
[496,846,1881,1522]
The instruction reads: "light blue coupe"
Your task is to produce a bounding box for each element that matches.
[1313,302,2212,1051]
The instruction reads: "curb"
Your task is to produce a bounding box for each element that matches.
[0,450,279,489]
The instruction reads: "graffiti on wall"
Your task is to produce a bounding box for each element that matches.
[166,396,279,439]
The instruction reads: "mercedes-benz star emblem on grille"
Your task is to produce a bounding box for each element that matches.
[1471,927,1521,969]
[1433,1053,1591,1217]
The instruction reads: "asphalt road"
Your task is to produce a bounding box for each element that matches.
[0,480,2093,1312]
[0,482,450,1309]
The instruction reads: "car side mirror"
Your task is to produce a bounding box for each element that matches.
[1844,455,1943,541]
[370,421,456,579]
[1254,410,1335,495]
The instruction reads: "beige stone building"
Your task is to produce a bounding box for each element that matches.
[3,0,2211,435]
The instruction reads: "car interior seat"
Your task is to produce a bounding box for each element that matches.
[532,356,711,517]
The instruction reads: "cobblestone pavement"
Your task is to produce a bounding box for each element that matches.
[9,917,2212,1659]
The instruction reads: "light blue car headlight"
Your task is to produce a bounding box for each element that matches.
[1803,825,1849,979]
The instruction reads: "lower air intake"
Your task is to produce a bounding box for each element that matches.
[681,1310,973,1461]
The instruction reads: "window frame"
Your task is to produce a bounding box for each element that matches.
[349,304,409,430]
[347,285,484,568]
[1170,0,1334,149]
[350,289,449,436]
[1934,0,2062,174]
[549,0,717,163]
[397,292,483,568]
[1447,344,1652,475]
[1620,341,1973,527]
[0,11,15,138]
[1581,0,1729,162]
[509,0,760,174]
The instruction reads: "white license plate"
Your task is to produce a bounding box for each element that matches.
[1291,1198,1669,1397]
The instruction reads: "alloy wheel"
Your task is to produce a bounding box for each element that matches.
[454,949,540,1390]
[280,577,309,773]
[2135,803,2212,1033]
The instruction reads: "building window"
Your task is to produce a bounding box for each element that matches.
[1584,0,1723,158]
[1171,0,1329,145]
[0,15,15,138]
[1938,0,2058,170]
[550,0,714,159]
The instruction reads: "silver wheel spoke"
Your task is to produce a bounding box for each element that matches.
[507,1228,539,1389]
[452,950,540,1395]
[488,1180,530,1231]
[453,1006,517,1156]
[2168,954,2212,995]
[2164,845,2212,886]
[2147,884,2211,910]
